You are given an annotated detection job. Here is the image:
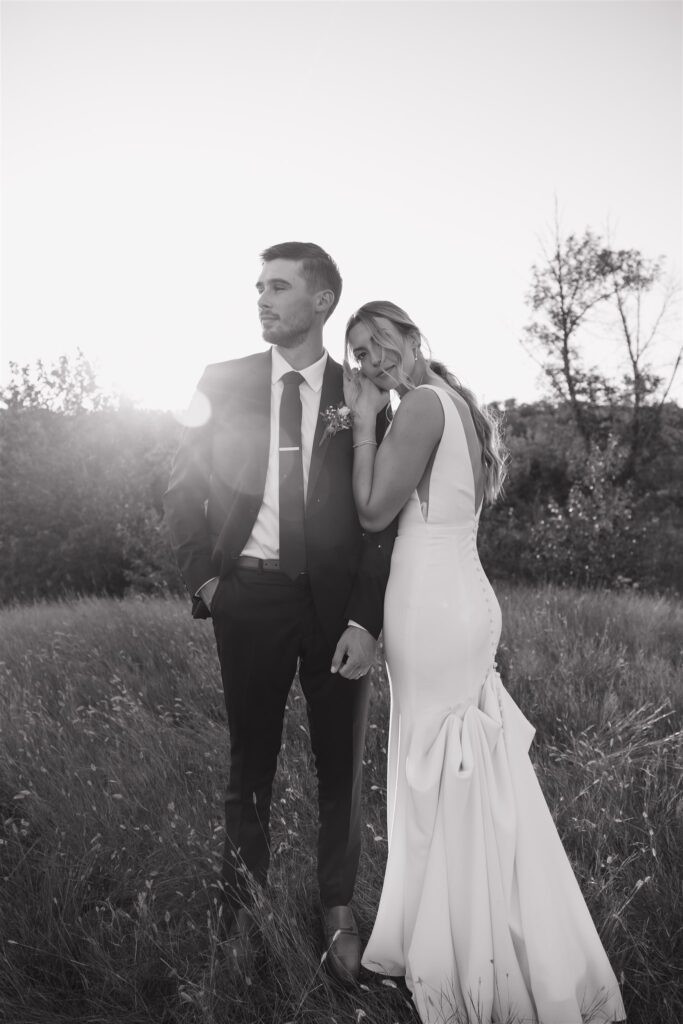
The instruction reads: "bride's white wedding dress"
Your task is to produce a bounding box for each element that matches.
[362,385,625,1024]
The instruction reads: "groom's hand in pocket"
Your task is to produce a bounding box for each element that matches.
[197,577,219,613]
[331,625,377,680]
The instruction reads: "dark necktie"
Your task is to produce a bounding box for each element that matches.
[278,371,306,578]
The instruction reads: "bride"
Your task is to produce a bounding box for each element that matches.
[343,300,626,1024]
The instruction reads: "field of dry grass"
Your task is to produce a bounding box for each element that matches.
[0,584,681,1024]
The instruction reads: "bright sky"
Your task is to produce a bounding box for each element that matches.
[2,0,681,411]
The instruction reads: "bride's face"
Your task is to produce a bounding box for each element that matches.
[348,317,412,391]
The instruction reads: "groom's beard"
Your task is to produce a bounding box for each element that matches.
[264,330,309,350]
[261,315,314,350]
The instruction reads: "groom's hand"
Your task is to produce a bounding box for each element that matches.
[197,577,219,613]
[331,626,377,680]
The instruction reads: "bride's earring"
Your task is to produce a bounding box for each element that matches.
[414,350,427,387]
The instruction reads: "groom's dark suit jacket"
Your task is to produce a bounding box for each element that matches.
[163,350,396,645]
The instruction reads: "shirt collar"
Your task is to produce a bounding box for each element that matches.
[271,347,327,393]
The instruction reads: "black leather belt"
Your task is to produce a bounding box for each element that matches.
[233,556,307,576]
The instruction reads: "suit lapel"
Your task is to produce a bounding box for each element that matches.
[246,350,272,500]
[307,356,343,507]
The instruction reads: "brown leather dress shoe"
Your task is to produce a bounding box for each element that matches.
[322,904,361,983]
[219,907,257,975]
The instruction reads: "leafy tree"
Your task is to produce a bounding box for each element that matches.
[478,399,683,594]
[601,246,682,482]
[0,355,183,604]
[0,350,116,414]
[522,212,681,479]
[522,222,613,446]
[527,438,643,588]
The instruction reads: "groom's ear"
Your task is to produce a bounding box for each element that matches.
[316,289,335,317]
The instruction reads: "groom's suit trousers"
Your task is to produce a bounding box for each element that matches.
[211,564,371,910]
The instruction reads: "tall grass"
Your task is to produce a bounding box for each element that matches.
[0,585,680,1024]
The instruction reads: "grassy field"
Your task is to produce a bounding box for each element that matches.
[0,584,681,1024]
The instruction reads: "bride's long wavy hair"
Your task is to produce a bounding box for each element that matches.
[345,300,508,504]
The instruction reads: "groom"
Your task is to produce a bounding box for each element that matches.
[163,242,395,982]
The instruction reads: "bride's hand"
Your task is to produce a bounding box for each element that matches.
[343,366,390,422]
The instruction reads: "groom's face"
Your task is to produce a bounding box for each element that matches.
[256,259,319,349]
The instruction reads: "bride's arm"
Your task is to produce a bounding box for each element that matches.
[349,385,444,531]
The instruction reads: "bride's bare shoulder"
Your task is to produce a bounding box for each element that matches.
[390,386,445,438]
[395,385,446,414]
[425,383,472,418]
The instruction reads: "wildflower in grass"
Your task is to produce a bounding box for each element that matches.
[320,928,342,964]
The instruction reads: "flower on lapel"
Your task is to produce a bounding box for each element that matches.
[319,403,353,444]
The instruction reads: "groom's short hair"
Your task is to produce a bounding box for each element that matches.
[260,241,343,322]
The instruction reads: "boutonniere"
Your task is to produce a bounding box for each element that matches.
[319,403,353,444]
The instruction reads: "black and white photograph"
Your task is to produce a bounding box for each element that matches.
[1,2,681,1023]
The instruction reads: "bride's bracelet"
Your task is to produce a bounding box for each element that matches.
[353,439,378,449]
